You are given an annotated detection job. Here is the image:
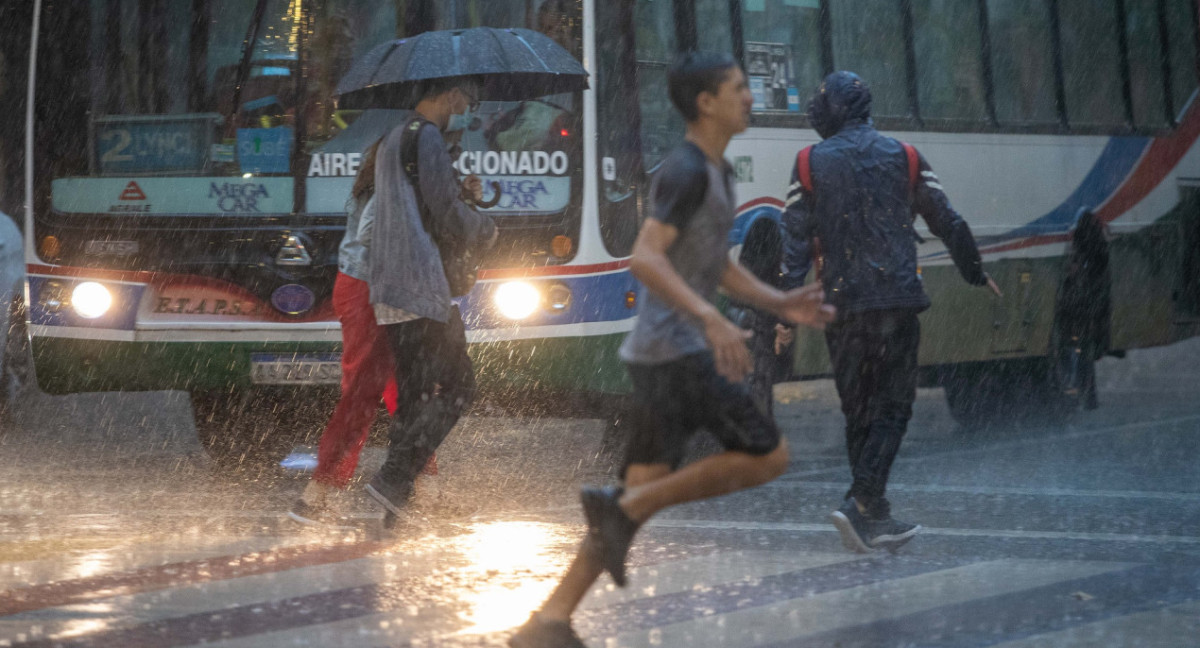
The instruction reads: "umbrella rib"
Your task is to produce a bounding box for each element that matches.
[369,41,402,87]
[512,31,552,73]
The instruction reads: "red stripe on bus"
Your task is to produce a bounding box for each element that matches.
[737,197,784,213]
[26,264,158,283]
[975,233,1073,256]
[476,259,629,279]
[30,260,632,286]
[1095,99,1200,225]
[0,540,395,616]
[26,265,337,322]
[975,99,1200,258]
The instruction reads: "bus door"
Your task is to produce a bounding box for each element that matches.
[1178,184,1200,320]
[990,262,1037,354]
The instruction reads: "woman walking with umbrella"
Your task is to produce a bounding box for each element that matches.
[334,27,588,524]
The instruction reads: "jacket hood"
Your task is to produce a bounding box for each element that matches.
[807,71,872,139]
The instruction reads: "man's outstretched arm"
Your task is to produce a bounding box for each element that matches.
[720,260,834,331]
[912,151,1001,296]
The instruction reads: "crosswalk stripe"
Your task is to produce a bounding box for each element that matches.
[161,550,866,647]
[984,599,1200,647]
[0,535,314,591]
[777,414,1200,482]
[582,550,861,609]
[0,553,420,644]
[764,480,1200,503]
[645,518,1200,546]
[0,530,1155,648]
[0,520,577,645]
[602,559,1135,647]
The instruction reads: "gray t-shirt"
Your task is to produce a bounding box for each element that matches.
[619,142,737,364]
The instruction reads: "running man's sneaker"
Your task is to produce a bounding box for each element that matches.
[365,475,412,516]
[508,613,587,648]
[830,498,874,553]
[580,485,639,588]
[868,516,921,551]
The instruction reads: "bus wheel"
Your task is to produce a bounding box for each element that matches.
[190,389,302,473]
[940,359,1074,431]
[1,291,36,422]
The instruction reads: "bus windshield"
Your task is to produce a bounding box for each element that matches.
[34,0,583,272]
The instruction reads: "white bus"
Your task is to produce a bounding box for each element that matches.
[2,0,1197,459]
[595,0,1200,426]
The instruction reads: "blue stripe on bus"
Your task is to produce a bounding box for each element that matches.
[25,271,639,334]
[27,276,143,330]
[729,206,783,248]
[920,135,1153,260]
[1002,135,1151,239]
[458,269,640,331]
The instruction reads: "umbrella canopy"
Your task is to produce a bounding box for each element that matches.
[335,27,589,110]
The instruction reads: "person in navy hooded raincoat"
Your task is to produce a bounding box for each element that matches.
[779,71,1001,553]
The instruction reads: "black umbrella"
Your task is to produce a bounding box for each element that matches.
[335,27,589,110]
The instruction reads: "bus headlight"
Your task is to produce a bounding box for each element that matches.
[494,281,541,320]
[71,282,113,319]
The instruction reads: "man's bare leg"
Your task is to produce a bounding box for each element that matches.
[537,441,788,622]
[620,441,789,523]
[537,464,671,621]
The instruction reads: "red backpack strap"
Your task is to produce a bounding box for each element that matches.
[795,146,815,194]
[901,142,919,189]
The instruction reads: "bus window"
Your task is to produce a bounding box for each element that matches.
[410,0,586,267]
[986,0,1059,126]
[1058,0,1126,129]
[911,0,988,125]
[1166,0,1199,121]
[1124,0,1170,130]
[696,0,733,56]
[740,0,823,116]
[635,0,684,172]
[0,3,29,218]
[596,0,643,258]
[829,0,910,119]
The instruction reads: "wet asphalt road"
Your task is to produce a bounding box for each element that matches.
[1,339,1199,647]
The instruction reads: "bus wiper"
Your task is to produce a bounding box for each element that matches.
[225,0,271,136]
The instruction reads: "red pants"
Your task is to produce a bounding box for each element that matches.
[313,273,436,488]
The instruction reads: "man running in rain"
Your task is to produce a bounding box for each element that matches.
[777,71,1001,553]
[510,52,835,648]
[364,77,497,525]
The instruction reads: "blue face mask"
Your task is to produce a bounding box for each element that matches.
[446,111,473,133]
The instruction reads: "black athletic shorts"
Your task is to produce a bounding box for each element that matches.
[623,352,781,470]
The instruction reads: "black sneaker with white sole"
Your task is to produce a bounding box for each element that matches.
[867,516,921,551]
[829,498,874,553]
[365,475,412,516]
[580,485,639,588]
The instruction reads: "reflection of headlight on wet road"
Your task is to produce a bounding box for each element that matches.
[71,282,113,319]
[494,281,541,320]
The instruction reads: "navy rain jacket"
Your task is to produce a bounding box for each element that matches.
[781,71,988,315]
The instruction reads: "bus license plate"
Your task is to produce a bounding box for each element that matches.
[249,353,341,385]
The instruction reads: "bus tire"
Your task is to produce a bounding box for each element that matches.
[940,359,1074,431]
[1,290,36,422]
[190,388,307,473]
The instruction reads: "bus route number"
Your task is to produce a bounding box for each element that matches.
[95,118,210,174]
